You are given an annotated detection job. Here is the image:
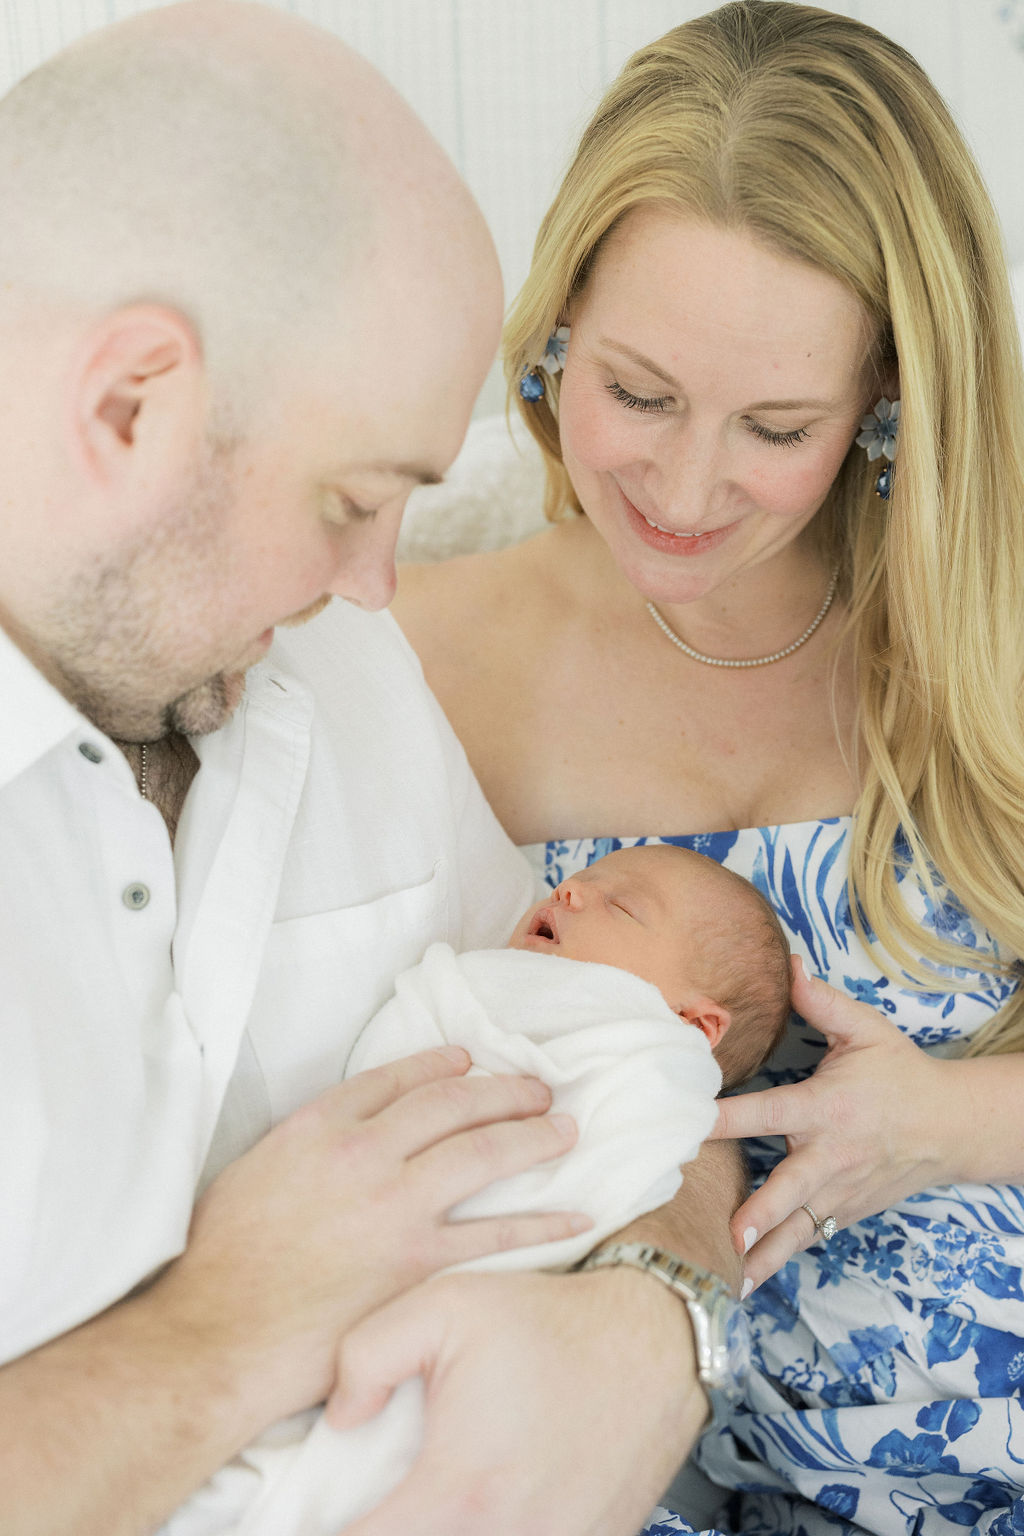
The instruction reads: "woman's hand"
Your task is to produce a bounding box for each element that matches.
[711,958,955,1292]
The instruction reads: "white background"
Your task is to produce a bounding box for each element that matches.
[3,1,1023,412]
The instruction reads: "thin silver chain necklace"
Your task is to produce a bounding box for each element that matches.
[645,566,839,669]
[139,742,149,800]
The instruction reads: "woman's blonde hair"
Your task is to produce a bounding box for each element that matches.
[505,0,1024,1054]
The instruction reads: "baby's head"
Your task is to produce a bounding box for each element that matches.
[509,845,790,1089]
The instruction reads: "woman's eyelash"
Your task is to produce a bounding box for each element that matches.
[607,382,810,446]
[606,381,670,414]
[747,420,810,447]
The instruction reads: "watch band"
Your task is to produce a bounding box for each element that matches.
[574,1240,741,1396]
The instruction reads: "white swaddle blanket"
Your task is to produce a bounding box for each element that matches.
[163,942,722,1536]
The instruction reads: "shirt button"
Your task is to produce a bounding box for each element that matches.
[122,883,151,910]
[78,741,104,764]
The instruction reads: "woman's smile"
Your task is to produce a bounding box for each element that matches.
[619,484,739,556]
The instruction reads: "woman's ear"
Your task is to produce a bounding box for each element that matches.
[69,303,204,486]
[677,995,731,1050]
[880,367,901,404]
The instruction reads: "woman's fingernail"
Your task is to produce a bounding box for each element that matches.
[740,1277,754,1301]
[742,1226,758,1254]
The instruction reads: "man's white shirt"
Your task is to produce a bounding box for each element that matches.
[0,601,535,1366]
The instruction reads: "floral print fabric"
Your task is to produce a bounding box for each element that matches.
[522,822,1023,1536]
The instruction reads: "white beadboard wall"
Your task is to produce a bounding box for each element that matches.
[2,1,1022,413]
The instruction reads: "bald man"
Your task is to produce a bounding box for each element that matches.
[0,5,740,1533]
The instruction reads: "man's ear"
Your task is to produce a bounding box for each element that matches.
[677,995,731,1050]
[69,304,205,486]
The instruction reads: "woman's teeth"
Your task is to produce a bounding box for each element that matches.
[641,512,702,538]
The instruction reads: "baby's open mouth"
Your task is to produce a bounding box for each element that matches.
[527,908,559,943]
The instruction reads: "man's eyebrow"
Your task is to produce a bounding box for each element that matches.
[599,340,842,413]
[344,460,445,487]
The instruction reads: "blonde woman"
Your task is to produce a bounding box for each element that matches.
[395,3,1024,1532]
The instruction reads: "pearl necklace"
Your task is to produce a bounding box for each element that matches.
[645,566,839,669]
[139,742,149,800]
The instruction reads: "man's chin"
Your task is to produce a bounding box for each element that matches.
[168,670,246,737]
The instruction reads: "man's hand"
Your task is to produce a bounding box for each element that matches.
[329,1269,708,1536]
[0,1046,586,1536]
[325,1139,745,1536]
[161,1045,586,1422]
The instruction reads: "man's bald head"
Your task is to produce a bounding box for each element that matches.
[0,1,490,421]
[0,3,500,744]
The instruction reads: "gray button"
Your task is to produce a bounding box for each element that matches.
[78,741,103,764]
[122,883,151,911]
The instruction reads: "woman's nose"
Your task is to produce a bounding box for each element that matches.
[653,424,721,529]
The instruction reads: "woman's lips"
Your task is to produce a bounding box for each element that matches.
[620,487,737,556]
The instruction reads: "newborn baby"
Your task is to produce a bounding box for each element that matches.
[163,845,789,1536]
[508,843,791,1092]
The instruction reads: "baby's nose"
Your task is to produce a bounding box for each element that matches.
[555,880,585,912]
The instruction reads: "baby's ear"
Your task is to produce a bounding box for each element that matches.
[677,996,730,1050]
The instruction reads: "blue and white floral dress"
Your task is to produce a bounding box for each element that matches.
[523,821,1024,1536]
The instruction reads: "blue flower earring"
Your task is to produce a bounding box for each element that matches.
[856,396,899,499]
[519,325,570,401]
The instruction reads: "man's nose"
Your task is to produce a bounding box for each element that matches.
[328,517,401,612]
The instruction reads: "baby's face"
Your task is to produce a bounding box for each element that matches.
[508,845,715,1014]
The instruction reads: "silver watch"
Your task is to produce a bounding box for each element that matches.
[574,1241,749,1410]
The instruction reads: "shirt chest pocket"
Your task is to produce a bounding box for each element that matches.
[247,866,448,1121]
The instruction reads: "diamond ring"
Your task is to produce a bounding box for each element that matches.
[801,1203,838,1242]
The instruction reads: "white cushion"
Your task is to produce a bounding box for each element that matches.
[397,412,548,564]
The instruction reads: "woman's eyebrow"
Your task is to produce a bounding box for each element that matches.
[746,395,842,413]
[598,339,679,388]
[599,340,843,414]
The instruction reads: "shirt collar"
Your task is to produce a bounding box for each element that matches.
[0,622,313,797]
[0,623,95,792]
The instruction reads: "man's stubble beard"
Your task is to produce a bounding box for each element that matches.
[43,446,246,742]
[167,668,246,737]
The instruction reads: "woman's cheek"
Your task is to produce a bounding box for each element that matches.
[560,383,641,472]
[749,447,845,519]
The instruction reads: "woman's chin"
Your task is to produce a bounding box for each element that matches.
[597,522,733,608]
[580,490,743,605]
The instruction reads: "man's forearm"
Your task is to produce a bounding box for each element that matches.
[0,1277,273,1536]
[558,1136,746,1476]
[614,1138,747,1291]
